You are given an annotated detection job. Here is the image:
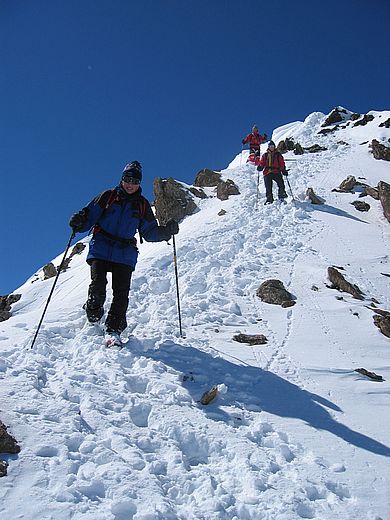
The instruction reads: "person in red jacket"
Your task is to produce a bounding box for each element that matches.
[257,141,288,204]
[242,125,267,162]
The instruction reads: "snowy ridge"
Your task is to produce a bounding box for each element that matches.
[1,109,390,519]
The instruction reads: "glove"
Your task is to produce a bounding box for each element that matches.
[165,219,179,236]
[282,170,288,176]
[263,133,268,140]
[257,166,264,172]
[242,139,246,145]
[69,208,88,232]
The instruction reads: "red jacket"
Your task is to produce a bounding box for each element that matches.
[243,132,266,147]
[259,150,286,175]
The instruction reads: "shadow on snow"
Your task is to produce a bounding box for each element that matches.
[138,339,390,458]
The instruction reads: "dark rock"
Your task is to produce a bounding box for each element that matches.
[277,138,296,153]
[218,209,227,216]
[353,114,374,127]
[373,314,390,338]
[304,144,328,153]
[365,186,380,200]
[327,267,364,300]
[379,118,390,128]
[43,262,57,280]
[294,143,304,155]
[351,113,361,121]
[351,200,370,212]
[337,175,357,192]
[370,140,390,161]
[0,294,22,322]
[200,385,219,405]
[153,177,198,225]
[306,187,324,204]
[216,179,240,201]
[378,181,390,223]
[194,168,221,187]
[256,279,295,306]
[0,421,20,454]
[281,300,296,308]
[354,368,384,381]
[233,333,268,345]
[336,141,349,146]
[60,242,87,272]
[322,107,346,126]
[188,187,208,199]
[318,127,337,135]
[0,460,8,477]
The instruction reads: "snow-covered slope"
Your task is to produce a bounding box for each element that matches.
[1,109,390,520]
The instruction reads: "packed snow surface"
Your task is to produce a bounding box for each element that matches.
[1,109,390,519]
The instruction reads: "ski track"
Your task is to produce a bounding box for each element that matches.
[1,113,390,519]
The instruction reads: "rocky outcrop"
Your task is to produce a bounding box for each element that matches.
[194,168,221,187]
[293,143,304,155]
[378,181,390,223]
[318,127,338,135]
[351,200,370,212]
[327,267,364,300]
[0,294,21,322]
[277,138,296,153]
[322,107,347,126]
[61,242,87,272]
[370,140,390,161]
[372,308,390,338]
[42,242,87,278]
[364,186,379,200]
[379,118,390,128]
[305,187,324,204]
[256,279,295,307]
[0,420,20,477]
[153,177,198,225]
[188,187,208,199]
[216,179,240,201]
[304,144,327,153]
[336,175,357,192]
[43,262,57,280]
[353,114,374,127]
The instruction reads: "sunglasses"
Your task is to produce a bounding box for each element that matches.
[122,176,140,185]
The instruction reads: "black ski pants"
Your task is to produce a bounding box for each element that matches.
[264,173,287,202]
[87,259,133,332]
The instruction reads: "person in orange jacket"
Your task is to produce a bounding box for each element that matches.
[257,141,288,204]
[242,125,267,162]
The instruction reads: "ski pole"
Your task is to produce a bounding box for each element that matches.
[285,175,295,201]
[30,230,76,349]
[172,235,184,338]
[255,168,260,210]
[240,143,244,167]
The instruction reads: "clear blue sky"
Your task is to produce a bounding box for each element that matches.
[1,0,389,295]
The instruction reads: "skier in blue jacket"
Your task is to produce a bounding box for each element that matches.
[69,161,179,343]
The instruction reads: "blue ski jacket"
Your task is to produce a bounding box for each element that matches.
[76,185,171,269]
